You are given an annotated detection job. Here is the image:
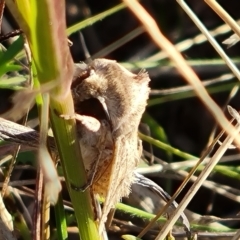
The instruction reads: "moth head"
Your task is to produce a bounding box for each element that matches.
[72,62,111,125]
[71,61,108,101]
[71,58,150,132]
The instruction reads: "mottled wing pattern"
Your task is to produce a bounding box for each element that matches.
[98,136,123,233]
[98,134,139,233]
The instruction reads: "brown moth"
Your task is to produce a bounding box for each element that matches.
[70,59,150,232]
[0,58,150,233]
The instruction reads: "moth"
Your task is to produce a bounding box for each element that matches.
[70,58,150,232]
[0,58,150,232]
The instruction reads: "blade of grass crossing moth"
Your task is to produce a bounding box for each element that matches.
[5,1,100,238]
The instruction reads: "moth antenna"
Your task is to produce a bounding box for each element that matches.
[79,31,92,63]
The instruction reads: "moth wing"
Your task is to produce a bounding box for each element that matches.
[98,136,137,233]
[98,137,123,233]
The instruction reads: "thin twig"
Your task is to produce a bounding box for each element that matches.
[204,0,240,40]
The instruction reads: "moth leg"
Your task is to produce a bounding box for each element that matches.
[82,121,109,190]
[71,147,104,192]
[60,113,82,121]
[60,113,102,134]
[105,208,115,230]
[61,113,109,192]
[61,113,96,191]
[59,112,91,123]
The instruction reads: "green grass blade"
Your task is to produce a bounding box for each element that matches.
[0,36,24,66]
[67,3,126,36]
[54,194,68,240]
[7,0,100,239]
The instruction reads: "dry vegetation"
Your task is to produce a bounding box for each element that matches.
[0,0,240,239]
